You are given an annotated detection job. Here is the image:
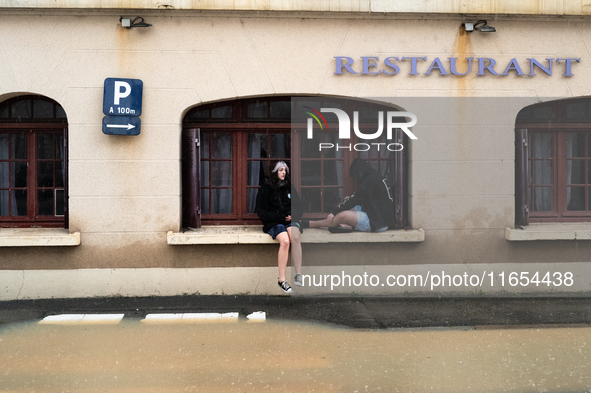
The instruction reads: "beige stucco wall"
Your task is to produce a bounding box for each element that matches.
[1,0,590,16]
[1,10,591,297]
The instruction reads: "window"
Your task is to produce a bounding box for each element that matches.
[0,96,68,228]
[182,97,408,228]
[516,97,591,224]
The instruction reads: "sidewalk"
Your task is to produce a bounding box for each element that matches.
[2,296,591,329]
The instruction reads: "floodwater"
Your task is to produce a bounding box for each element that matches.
[1,316,590,393]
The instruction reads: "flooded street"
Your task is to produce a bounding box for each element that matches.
[1,316,590,393]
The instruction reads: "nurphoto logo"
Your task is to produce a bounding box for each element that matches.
[304,106,418,152]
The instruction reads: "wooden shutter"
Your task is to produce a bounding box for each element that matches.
[182,128,201,228]
[63,127,69,229]
[515,128,529,227]
[394,128,408,229]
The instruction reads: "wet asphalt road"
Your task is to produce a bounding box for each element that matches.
[2,303,591,393]
[2,295,591,329]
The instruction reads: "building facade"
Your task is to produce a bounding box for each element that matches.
[2,0,591,299]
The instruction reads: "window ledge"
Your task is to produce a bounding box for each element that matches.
[506,223,591,241]
[167,226,425,245]
[0,228,81,247]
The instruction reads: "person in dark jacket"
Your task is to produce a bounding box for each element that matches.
[255,161,303,293]
[306,158,396,232]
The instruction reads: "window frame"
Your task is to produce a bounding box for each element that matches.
[516,98,591,225]
[182,96,409,229]
[0,96,68,229]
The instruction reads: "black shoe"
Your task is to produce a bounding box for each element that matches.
[278,280,292,294]
[328,225,353,233]
[299,219,310,229]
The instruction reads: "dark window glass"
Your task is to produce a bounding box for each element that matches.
[532,133,552,158]
[567,133,586,158]
[201,133,209,159]
[55,161,64,188]
[247,134,268,159]
[37,162,54,187]
[270,133,290,159]
[55,189,65,216]
[211,161,232,186]
[533,161,552,185]
[0,162,8,188]
[301,161,321,186]
[56,105,66,119]
[0,134,7,159]
[247,161,266,186]
[211,106,232,119]
[38,134,54,159]
[55,134,64,159]
[14,190,27,216]
[12,100,31,119]
[532,106,554,122]
[190,109,209,120]
[201,189,210,215]
[566,102,587,121]
[38,189,54,215]
[33,100,54,118]
[324,161,344,186]
[12,134,27,159]
[211,133,232,159]
[324,188,344,211]
[567,187,585,211]
[247,102,268,119]
[212,189,232,214]
[0,190,7,215]
[567,160,585,184]
[247,188,258,213]
[301,188,321,213]
[201,161,210,187]
[270,101,291,119]
[12,162,27,188]
[533,187,553,212]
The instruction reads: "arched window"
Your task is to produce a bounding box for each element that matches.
[516,97,591,224]
[0,95,68,228]
[182,96,408,229]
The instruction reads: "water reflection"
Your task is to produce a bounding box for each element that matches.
[1,318,590,392]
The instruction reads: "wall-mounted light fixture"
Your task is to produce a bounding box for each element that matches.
[464,20,496,33]
[120,17,152,29]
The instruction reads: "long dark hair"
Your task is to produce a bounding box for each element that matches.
[268,160,290,193]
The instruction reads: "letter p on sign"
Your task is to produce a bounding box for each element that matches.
[114,81,131,105]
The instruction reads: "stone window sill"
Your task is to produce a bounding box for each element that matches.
[167,226,425,245]
[0,228,81,247]
[505,223,591,241]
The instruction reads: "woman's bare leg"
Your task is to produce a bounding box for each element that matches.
[330,210,358,228]
[308,214,334,228]
[309,211,358,229]
[275,232,290,282]
[287,227,301,275]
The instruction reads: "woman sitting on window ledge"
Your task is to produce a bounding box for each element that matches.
[255,161,303,294]
[301,158,396,234]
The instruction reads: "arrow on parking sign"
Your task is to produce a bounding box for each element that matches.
[106,123,136,130]
[102,115,141,135]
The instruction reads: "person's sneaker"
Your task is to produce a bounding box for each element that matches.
[294,274,303,287]
[299,219,310,229]
[278,280,292,293]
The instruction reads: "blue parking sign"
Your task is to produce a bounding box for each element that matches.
[103,78,143,117]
